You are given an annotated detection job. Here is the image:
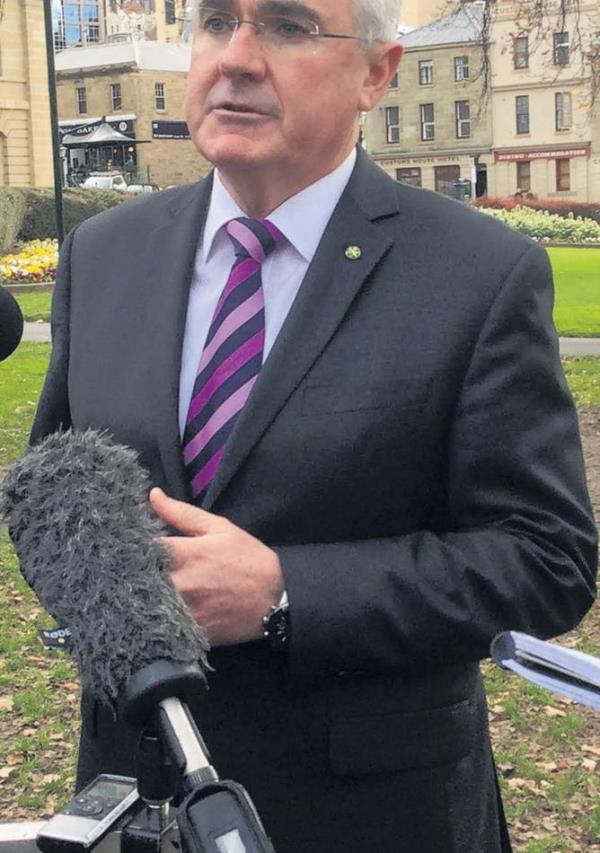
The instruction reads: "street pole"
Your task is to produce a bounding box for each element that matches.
[42,0,65,246]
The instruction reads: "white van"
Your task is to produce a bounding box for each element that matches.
[81,172,128,191]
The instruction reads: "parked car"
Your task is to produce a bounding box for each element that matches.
[81,172,128,191]
[125,183,161,194]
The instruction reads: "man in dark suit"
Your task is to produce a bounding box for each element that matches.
[31,1,597,851]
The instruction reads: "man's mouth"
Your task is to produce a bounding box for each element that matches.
[216,103,264,114]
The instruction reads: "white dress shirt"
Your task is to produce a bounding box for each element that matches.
[178,148,357,437]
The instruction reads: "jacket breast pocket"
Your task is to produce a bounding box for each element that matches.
[328,699,474,777]
[301,378,430,415]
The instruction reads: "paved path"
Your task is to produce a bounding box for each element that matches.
[22,323,600,356]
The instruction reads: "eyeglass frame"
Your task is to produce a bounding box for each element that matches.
[194,6,368,45]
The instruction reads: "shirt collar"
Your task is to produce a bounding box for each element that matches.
[202,148,357,264]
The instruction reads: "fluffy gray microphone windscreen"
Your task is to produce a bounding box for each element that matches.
[0,429,209,706]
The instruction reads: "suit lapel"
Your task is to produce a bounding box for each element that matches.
[203,153,400,509]
[140,178,213,500]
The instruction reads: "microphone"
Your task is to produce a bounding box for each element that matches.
[0,286,24,361]
[0,429,214,790]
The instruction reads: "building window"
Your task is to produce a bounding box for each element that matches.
[396,167,422,187]
[419,60,433,85]
[555,92,572,130]
[454,56,469,81]
[76,86,87,115]
[516,161,531,193]
[110,83,122,112]
[62,2,100,46]
[553,32,570,65]
[155,82,166,111]
[165,0,177,25]
[420,103,435,141]
[455,101,471,138]
[385,106,400,143]
[435,165,460,196]
[388,71,399,89]
[556,158,571,191]
[513,36,529,69]
[516,95,530,134]
[83,1,100,43]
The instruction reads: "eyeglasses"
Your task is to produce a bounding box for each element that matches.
[195,6,366,50]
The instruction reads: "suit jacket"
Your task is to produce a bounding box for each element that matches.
[31,150,597,853]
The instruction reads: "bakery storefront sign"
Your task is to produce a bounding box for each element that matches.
[495,147,590,163]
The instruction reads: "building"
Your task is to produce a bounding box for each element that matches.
[52,0,191,48]
[54,0,104,49]
[102,0,191,45]
[55,39,209,186]
[0,0,53,187]
[399,0,447,29]
[365,6,492,198]
[366,1,600,202]
[489,0,600,200]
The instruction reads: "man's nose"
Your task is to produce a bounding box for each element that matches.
[218,22,268,79]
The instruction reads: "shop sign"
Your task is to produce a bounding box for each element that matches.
[60,118,135,138]
[495,147,590,162]
[385,155,463,165]
[152,120,191,140]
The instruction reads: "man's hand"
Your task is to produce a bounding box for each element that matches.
[149,488,284,646]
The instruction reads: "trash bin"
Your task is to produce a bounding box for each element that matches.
[452,179,472,203]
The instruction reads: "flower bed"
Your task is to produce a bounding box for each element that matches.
[481,206,600,244]
[0,239,58,283]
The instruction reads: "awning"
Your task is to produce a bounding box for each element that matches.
[62,121,149,147]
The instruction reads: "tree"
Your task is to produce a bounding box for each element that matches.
[440,0,600,110]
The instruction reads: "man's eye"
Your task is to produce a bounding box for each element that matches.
[203,13,229,33]
[271,17,312,38]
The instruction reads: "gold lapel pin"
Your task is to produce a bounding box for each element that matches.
[345,245,362,261]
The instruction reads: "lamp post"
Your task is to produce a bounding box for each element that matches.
[42,0,65,246]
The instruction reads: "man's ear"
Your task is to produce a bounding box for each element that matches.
[358,43,404,112]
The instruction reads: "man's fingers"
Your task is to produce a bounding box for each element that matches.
[149,487,223,536]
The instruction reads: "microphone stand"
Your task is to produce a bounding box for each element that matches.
[121,660,276,853]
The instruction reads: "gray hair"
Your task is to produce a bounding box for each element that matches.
[352,0,401,44]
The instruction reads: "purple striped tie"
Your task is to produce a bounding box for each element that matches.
[183,217,283,502]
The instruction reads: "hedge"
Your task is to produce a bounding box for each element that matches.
[474,195,600,225]
[18,187,131,242]
[0,189,26,255]
[481,205,600,243]
[0,187,132,249]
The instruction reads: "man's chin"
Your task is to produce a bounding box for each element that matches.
[197,137,272,173]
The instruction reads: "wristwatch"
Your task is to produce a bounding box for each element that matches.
[262,590,290,652]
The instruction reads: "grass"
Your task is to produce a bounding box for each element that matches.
[562,358,600,406]
[9,247,600,336]
[12,291,53,322]
[0,343,51,467]
[548,247,600,337]
[0,344,599,849]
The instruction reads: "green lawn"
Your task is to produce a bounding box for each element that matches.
[13,291,53,322]
[10,246,600,335]
[0,344,599,848]
[0,343,51,467]
[548,247,600,337]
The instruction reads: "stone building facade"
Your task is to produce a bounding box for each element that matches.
[0,0,53,187]
[55,40,210,186]
[102,0,191,45]
[399,0,447,29]
[366,1,600,202]
[489,0,600,201]
[365,7,492,198]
